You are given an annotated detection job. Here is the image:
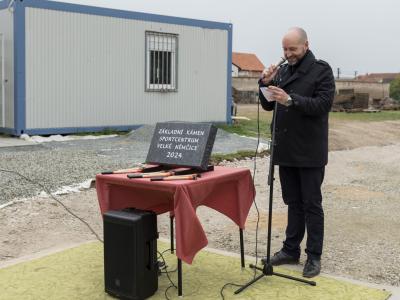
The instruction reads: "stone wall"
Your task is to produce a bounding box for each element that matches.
[232,88,258,104]
[231,78,390,105]
[333,89,369,111]
[232,77,260,104]
[335,80,390,100]
[232,77,259,91]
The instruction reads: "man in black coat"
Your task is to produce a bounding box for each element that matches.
[259,27,335,278]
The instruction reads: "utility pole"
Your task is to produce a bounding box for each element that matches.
[354,71,358,79]
[337,67,340,79]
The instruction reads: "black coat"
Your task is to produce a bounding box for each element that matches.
[259,51,335,167]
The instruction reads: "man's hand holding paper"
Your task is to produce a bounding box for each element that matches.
[260,86,290,105]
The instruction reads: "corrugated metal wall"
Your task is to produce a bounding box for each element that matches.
[0,7,14,129]
[25,7,228,130]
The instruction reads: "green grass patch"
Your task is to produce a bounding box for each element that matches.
[0,241,390,300]
[219,105,400,140]
[217,105,273,140]
[217,120,271,140]
[211,150,269,164]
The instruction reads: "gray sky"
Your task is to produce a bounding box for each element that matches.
[58,0,400,76]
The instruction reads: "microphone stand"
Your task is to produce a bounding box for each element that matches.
[235,100,316,294]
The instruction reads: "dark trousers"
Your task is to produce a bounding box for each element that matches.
[279,166,325,260]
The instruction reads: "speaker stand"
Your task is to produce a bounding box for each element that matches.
[235,101,316,294]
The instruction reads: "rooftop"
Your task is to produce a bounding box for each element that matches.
[356,73,400,83]
[232,52,264,72]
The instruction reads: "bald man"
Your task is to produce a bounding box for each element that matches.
[259,27,335,278]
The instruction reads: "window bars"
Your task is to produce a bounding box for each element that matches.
[146,31,178,92]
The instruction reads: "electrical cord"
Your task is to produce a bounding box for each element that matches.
[251,97,262,278]
[157,248,178,273]
[0,168,103,243]
[1,100,264,298]
[158,248,173,258]
[219,99,263,298]
[164,285,176,300]
[0,169,192,299]
[220,282,245,300]
[157,250,177,300]
[160,268,177,274]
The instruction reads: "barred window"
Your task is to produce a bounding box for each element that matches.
[145,31,178,91]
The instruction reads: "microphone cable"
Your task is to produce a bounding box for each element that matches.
[219,97,263,299]
[157,249,177,300]
[1,101,266,298]
[251,96,262,278]
[1,168,185,300]
[0,168,103,243]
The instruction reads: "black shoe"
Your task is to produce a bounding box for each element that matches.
[261,250,299,266]
[303,258,321,278]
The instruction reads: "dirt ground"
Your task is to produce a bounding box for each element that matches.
[329,119,400,151]
[1,119,400,287]
[237,103,400,151]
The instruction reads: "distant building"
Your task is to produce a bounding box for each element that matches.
[231,52,264,104]
[232,52,264,78]
[335,79,390,105]
[356,73,400,83]
[334,73,400,104]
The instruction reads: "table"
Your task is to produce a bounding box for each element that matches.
[96,166,256,295]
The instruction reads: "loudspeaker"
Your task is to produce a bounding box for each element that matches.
[104,208,158,300]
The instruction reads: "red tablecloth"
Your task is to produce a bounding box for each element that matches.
[96,166,255,264]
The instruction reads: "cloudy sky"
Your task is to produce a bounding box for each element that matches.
[57,0,399,76]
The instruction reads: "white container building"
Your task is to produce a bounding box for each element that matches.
[0,0,232,135]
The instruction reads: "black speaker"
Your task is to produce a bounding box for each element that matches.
[104,208,158,300]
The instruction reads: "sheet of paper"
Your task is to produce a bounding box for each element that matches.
[260,87,275,102]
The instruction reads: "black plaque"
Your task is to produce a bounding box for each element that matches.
[146,122,217,170]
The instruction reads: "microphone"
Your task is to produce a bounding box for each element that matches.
[260,57,287,82]
[275,57,287,68]
[273,57,287,87]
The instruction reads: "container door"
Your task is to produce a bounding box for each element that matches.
[0,34,4,128]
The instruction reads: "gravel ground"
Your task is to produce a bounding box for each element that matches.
[1,124,400,288]
[0,126,262,205]
[213,145,400,287]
